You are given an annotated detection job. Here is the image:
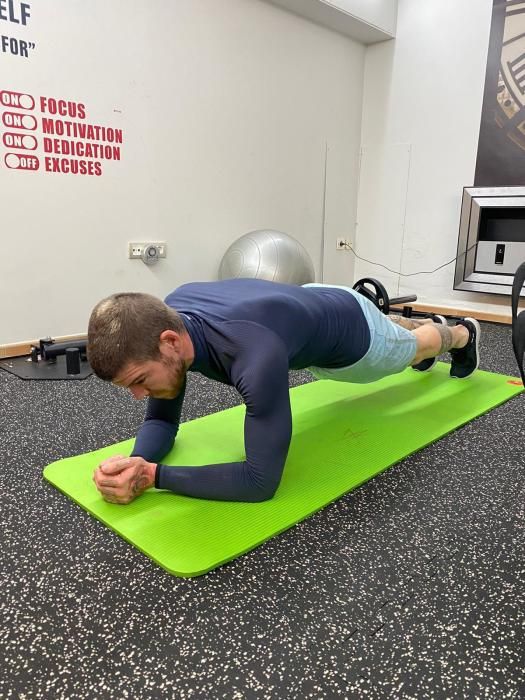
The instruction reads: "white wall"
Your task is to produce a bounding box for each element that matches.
[1,0,364,343]
[356,0,502,313]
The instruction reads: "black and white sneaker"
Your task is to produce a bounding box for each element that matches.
[450,317,481,379]
[412,314,447,372]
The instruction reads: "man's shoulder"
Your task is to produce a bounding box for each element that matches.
[208,321,288,367]
[163,281,201,304]
[203,318,279,341]
[164,278,302,303]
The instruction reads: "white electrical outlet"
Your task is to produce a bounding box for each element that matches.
[336,237,351,250]
[128,242,167,259]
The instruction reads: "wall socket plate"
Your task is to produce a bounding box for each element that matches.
[336,237,351,250]
[128,242,167,259]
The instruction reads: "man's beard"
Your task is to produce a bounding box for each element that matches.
[156,354,186,399]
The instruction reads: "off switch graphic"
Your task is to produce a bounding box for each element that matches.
[495,243,505,265]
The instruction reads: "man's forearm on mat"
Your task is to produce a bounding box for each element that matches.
[154,458,285,502]
[131,419,178,463]
[131,390,185,462]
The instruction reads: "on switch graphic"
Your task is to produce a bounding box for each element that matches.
[3,132,37,149]
[2,111,37,130]
[0,90,35,110]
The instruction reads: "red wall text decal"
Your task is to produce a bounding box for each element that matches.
[0,88,124,176]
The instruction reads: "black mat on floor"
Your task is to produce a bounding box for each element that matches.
[0,321,523,699]
[0,354,92,380]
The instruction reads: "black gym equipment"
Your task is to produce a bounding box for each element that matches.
[352,277,417,315]
[0,336,92,381]
[352,277,471,324]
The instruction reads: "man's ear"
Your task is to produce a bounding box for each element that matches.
[159,330,181,354]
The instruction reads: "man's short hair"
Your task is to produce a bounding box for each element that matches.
[87,292,185,381]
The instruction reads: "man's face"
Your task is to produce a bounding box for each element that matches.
[114,352,186,400]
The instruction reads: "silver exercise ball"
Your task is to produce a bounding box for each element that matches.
[218,229,315,285]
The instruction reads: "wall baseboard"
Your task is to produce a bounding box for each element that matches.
[0,334,87,360]
[404,303,511,325]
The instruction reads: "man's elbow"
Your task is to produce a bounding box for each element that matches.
[245,479,280,503]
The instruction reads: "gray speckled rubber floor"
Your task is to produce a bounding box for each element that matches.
[1,322,524,699]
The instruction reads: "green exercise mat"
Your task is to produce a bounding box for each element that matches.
[44,364,523,577]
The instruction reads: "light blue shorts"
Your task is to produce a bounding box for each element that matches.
[304,283,418,384]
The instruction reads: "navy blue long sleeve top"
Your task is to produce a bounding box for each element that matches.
[131,279,370,502]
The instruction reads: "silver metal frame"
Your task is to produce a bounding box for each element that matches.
[454,186,525,295]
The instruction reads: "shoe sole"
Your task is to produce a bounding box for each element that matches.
[412,357,438,372]
[411,315,447,372]
[450,317,481,379]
